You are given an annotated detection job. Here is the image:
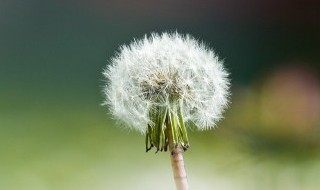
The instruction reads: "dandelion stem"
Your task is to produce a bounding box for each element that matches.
[166,113,189,190]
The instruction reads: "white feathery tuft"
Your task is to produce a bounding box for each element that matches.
[103,32,230,134]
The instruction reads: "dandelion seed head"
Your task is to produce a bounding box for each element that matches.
[103,32,230,133]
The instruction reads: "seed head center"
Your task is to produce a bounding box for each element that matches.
[140,71,184,101]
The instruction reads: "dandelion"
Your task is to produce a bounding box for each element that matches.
[103,32,230,190]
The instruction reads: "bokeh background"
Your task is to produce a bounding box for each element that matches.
[1,0,320,189]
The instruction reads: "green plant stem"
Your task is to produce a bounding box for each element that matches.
[166,113,189,190]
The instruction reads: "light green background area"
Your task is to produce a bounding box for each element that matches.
[1,99,319,190]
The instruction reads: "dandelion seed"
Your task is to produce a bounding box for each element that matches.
[102,32,230,190]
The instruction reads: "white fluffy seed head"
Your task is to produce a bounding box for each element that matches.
[103,32,230,133]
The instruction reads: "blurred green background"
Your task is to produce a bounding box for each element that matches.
[1,0,320,189]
